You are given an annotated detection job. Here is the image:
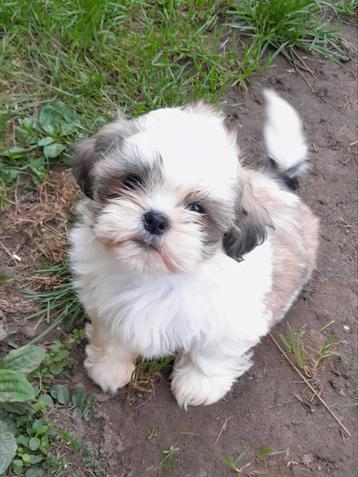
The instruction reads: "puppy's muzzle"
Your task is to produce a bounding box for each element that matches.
[142,210,169,236]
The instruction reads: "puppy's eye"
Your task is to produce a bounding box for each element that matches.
[187,202,205,214]
[122,174,143,190]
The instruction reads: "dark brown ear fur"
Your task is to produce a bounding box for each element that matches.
[71,119,138,198]
[223,175,273,261]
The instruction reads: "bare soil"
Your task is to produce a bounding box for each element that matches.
[1,33,357,477]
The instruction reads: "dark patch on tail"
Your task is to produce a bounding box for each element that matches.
[267,158,299,191]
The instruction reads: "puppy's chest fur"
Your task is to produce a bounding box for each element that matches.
[70,220,273,358]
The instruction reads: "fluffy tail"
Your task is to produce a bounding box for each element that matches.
[263,89,308,187]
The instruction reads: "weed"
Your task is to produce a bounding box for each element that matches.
[279,324,310,376]
[160,445,180,471]
[221,448,250,473]
[132,356,174,386]
[279,324,341,380]
[0,101,82,206]
[147,426,160,440]
[25,263,84,341]
[0,332,94,474]
[221,447,286,474]
[228,0,351,85]
[313,337,341,368]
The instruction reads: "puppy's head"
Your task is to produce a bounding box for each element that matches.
[72,103,270,273]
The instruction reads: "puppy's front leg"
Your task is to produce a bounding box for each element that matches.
[84,321,137,393]
[171,346,253,408]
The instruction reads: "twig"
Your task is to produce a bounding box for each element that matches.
[291,48,316,78]
[215,416,230,444]
[0,241,21,263]
[269,332,351,437]
[296,68,314,93]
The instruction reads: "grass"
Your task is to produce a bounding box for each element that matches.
[24,263,83,342]
[221,447,286,474]
[0,0,243,203]
[131,356,175,390]
[1,0,353,196]
[279,323,341,381]
[334,0,358,18]
[228,0,351,84]
[160,445,180,471]
[0,0,240,131]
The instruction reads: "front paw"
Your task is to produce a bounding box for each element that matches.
[84,344,135,393]
[171,363,234,409]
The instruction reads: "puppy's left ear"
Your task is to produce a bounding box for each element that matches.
[223,175,273,261]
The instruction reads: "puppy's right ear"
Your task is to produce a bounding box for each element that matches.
[71,118,139,199]
[71,137,98,199]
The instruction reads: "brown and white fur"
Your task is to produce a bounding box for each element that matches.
[69,90,319,408]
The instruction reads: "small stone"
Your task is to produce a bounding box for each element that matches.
[338,388,346,397]
[302,453,314,466]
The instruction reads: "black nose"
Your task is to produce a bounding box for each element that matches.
[143,210,169,236]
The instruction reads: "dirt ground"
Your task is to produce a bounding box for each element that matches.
[1,31,357,477]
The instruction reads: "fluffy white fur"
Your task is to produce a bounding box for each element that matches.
[264,89,308,176]
[69,91,319,408]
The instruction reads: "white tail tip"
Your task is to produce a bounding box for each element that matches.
[263,89,308,177]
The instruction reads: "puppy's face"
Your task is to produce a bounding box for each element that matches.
[72,104,270,273]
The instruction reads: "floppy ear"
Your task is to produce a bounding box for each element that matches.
[223,175,273,261]
[71,118,138,199]
[71,137,98,198]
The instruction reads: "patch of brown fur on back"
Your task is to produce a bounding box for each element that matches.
[249,173,319,322]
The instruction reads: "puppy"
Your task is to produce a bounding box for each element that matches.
[69,90,319,408]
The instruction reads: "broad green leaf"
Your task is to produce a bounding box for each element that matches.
[51,349,70,362]
[27,156,46,180]
[37,136,54,147]
[0,370,35,402]
[2,402,31,415]
[71,387,86,409]
[3,146,27,159]
[0,166,21,184]
[29,437,40,451]
[2,345,46,374]
[25,466,44,477]
[0,420,17,474]
[43,143,66,158]
[22,454,43,465]
[31,420,48,435]
[50,384,70,405]
[49,363,63,375]
[38,104,61,135]
[39,101,79,137]
[37,393,53,407]
[17,435,30,448]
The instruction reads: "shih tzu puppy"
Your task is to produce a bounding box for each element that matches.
[69,90,319,408]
